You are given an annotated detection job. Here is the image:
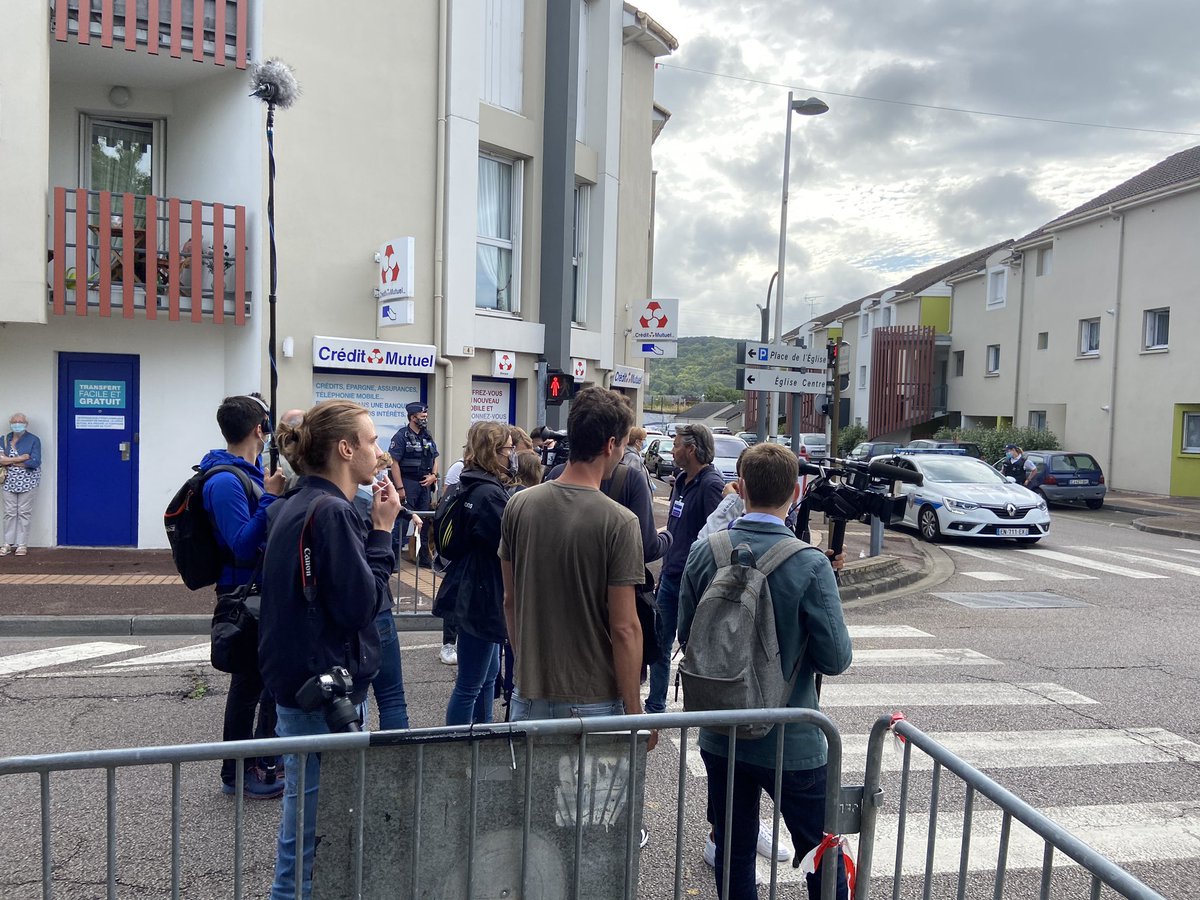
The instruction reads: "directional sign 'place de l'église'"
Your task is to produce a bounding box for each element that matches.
[735,341,826,371]
[736,368,827,394]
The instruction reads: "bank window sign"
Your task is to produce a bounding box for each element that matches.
[74,380,126,409]
[312,336,437,375]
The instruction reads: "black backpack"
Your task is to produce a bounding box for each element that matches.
[431,478,473,562]
[164,465,261,590]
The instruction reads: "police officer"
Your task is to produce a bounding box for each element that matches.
[389,402,440,567]
[1001,443,1037,487]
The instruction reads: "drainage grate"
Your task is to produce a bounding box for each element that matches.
[931,591,1091,609]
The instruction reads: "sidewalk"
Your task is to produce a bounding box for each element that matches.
[0,518,936,636]
[1103,489,1200,541]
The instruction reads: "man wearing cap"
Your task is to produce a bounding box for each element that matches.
[389,402,439,568]
[1001,444,1037,487]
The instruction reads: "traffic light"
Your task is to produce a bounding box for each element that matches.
[827,340,839,369]
[545,370,573,406]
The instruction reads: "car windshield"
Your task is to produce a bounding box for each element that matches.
[1050,454,1100,473]
[919,457,1006,484]
[802,433,827,445]
[714,437,748,458]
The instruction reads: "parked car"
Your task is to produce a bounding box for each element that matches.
[736,431,760,445]
[848,440,900,462]
[711,426,732,435]
[644,437,674,478]
[764,433,827,457]
[994,451,1107,509]
[906,439,983,459]
[712,435,751,483]
[879,452,1050,544]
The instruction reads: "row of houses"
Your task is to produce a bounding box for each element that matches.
[1,1,676,549]
[761,146,1200,497]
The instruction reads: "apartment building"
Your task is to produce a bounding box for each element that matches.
[0,0,675,548]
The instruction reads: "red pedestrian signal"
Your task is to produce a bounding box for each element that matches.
[546,370,572,406]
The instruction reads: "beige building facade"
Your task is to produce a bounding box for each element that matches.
[0,0,674,548]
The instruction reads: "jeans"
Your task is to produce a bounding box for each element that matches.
[372,610,409,730]
[442,619,458,645]
[700,750,847,900]
[445,630,500,725]
[645,570,681,713]
[509,692,625,721]
[2,488,36,546]
[270,705,328,900]
[220,666,278,785]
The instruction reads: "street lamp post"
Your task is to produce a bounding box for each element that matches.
[769,92,828,445]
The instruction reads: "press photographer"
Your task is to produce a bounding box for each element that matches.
[258,400,400,900]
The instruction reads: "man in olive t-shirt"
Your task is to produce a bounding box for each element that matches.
[500,388,652,741]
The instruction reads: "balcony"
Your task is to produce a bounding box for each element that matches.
[868,326,936,439]
[50,187,250,324]
[51,0,248,69]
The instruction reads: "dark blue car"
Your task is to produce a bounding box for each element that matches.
[1021,451,1106,509]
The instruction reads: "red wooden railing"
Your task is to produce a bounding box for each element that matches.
[868,326,936,439]
[51,187,248,325]
[52,0,248,69]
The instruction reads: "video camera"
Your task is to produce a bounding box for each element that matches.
[296,666,362,733]
[539,429,570,472]
[795,455,924,553]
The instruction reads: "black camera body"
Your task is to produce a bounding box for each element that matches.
[296,666,362,733]
[795,456,923,548]
[539,429,570,472]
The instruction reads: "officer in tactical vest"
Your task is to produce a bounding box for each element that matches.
[389,401,439,567]
[1001,443,1037,487]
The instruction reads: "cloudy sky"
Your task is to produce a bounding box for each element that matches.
[646,0,1200,338]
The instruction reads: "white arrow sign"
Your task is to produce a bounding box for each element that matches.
[738,341,825,371]
[737,368,827,395]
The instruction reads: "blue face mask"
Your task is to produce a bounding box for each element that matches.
[10,424,26,434]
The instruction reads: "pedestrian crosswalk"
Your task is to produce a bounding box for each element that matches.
[941,543,1200,583]
[660,616,1193,895]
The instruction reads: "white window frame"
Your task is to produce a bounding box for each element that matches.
[481,0,524,113]
[985,344,1000,375]
[1036,246,1053,277]
[1029,410,1047,431]
[1079,318,1101,356]
[986,267,1007,309]
[953,350,964,377]
[858,365,867,389]
[572,184,590,325]
[1184,412,1200,454]
[1143,307,1169,350]
[476,152,524,314]
[860,312,870,336]
[79,114,166,195]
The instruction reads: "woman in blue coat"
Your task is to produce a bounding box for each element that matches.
[0,413,42,556]
[435,421,514,725]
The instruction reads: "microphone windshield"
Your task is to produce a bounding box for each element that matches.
[250,58,300,109]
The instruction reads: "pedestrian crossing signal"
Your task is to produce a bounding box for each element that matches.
[546,370,573,406]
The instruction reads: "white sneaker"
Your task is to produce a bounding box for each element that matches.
[439,643,458,665]
[0,545,9,557]
[757,821,792,861]
[703,832,768,885]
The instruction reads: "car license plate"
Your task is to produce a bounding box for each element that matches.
[1069,479,1090,485]
[997,527,1028,537]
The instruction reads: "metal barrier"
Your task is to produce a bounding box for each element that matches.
[855,715,1168,900]
[0,708,851,900]
[391,509,441,617]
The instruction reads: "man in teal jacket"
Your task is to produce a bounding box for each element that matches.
[678,441,852,900]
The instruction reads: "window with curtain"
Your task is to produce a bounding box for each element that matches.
[476,154,521,312]
[986,344,1000,374]
[572,185,590,324]
[1143,308,1169,350]
[987,268,1006,308]
[1079,318,1101,356]
[86,118,157,196]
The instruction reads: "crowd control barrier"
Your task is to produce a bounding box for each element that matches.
[0,709,1170,899]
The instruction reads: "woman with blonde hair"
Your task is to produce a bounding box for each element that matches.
[434,420,515,724]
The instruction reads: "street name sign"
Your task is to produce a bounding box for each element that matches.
[736,341,825,371]
[736,368,826,394]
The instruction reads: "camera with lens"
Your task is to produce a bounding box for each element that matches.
[539,429,570,472]
[794,456,923,548]
[296,666,362,733]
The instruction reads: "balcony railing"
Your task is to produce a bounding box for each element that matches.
[868,326,936,439]
[50,187,249,324]
[51,0,248,69]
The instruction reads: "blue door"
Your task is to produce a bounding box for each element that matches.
[57,353,140,546]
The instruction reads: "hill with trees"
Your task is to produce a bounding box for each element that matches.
[643,336,742,405]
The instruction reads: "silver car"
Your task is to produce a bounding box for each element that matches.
[712,435,750,483]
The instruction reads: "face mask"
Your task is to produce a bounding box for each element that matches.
[508,450,519,475]
[1008,452,1017,460]
[10,424,26,434]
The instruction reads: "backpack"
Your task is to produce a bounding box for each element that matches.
[164,464,262,591]
[678,529,813,739]
[430,476,479,562]
[603,463,659,668]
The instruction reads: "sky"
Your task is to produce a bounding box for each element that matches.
[646,0,1200,338]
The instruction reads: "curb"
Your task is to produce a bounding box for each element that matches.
[1131,517,1200,542]
[0,612,443,638]
[842,539,953,609]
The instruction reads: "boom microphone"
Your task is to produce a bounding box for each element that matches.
[867,458,924,486]
[249,58,300,109]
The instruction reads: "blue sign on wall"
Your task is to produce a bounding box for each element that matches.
[74,380,126,409]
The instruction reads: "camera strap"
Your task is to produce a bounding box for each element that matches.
[297,494,337,672]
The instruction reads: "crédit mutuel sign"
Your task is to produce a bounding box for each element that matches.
[313,336,436,374]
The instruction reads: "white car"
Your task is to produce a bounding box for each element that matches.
[712,435,750,483]
[876,452,1050,544]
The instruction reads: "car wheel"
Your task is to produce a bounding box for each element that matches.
[917,506,942,543]
[1085,498,1104,510]
[1016,537,1042,545]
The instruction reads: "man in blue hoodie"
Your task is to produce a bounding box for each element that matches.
[201,393,285,799]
